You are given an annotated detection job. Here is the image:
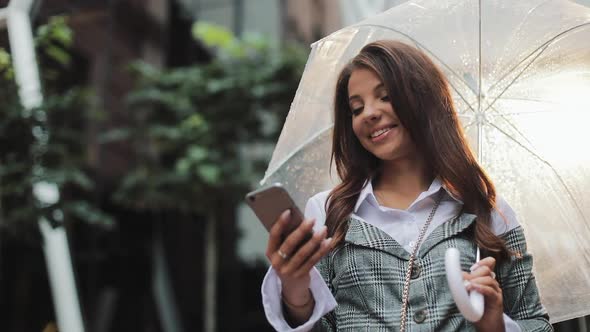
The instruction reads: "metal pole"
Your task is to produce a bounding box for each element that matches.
[233,0,243,36]
[6,1,86,331]
[153,220,185,332]
[204,212,217,332]
[579,316,588,332]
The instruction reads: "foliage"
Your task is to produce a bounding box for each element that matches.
[107,22,308,214]
[0,16,113,241]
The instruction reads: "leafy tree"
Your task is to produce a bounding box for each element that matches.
[107,22,307,214]
[0,16,112,242]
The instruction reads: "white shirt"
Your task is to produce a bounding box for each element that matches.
[261,178,522,331]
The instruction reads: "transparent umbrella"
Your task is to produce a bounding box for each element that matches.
[261,0,590,323]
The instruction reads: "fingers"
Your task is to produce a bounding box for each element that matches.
[463,258,499,291]
[279,217,317,259]
[266,210,322,272]
[470,256,496,273]
[463,275,502,311]
[277,230,333,280]
[265,208,334,282]
[463,258,502,301]
[462,256,504,317]
[266,210,291,259]
[295,237,333,277]
[467,275,501,291]
[467,281,503,300]
[465,256,496,281]
[468,264,493,279]
[280,226,328,274]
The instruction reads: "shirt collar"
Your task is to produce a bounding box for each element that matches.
[354,180,375,212]
[353,176,463,213]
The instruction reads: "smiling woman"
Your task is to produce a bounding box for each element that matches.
[348,68,413,163]
[260,40,552,332]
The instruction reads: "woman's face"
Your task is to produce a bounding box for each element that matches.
[348,68,417,162]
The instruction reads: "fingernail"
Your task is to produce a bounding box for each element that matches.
[463,280,471,288]
[324,237,333,247]
[304,218,315,226]
[282,210,291,219]
[470,263,479,272]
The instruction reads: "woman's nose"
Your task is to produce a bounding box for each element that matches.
[363,103,382,122]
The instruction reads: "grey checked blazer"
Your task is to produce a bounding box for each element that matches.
[313,213,552,332]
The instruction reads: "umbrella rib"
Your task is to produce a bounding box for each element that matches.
[485,97,574,116]
[487,121,548,167]
[487,105,536,148]
[490,96,554,104]
[261,124,333,184]
[354,23,476,112]
[449,82,476,113]
[483,43,550,114]
[478,0,482,113]
[484,97,586,116]
[487,121,588,225]
[486,0,551,81]
[486,108,555,116]
[461,116,477,132]
[487,22,590,93]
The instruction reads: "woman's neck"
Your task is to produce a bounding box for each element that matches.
[373,155,434,210]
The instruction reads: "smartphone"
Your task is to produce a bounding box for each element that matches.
[245,183,305,235]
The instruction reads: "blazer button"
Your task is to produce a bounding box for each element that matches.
[411,264,421,279]
[414,309,427,323]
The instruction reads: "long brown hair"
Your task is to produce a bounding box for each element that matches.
[326,40,509,261]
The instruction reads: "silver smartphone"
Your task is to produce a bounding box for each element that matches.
[245,183,305,235]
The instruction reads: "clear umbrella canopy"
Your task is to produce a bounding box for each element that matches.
[262,0,590,323]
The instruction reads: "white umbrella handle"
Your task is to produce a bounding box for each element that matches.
[445,247,484,322]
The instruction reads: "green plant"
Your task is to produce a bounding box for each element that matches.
[0,16,113,241]
[106,22,307,214]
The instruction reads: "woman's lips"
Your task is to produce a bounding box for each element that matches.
[370,125,397,142]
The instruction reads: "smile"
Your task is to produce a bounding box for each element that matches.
[370,125,397,139]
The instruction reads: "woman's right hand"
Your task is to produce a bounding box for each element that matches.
[266,210,333,314]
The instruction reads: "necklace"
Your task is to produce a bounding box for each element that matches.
[399,190,444,332]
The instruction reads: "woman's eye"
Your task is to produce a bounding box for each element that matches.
[351,107,363,116]
[380,95,390,102]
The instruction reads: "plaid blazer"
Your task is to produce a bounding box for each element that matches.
[313,213,552,332]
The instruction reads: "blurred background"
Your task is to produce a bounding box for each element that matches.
[0,0,589,331]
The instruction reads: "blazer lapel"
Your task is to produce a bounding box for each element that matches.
[419,212,477,258]
[344,216,411,260]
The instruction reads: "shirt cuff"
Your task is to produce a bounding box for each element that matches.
[504,313,522,332]
[261,266,337,332]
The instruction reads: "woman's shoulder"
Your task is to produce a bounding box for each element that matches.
[490,195,521,236]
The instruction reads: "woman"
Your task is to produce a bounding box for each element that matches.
[261,40,551,331]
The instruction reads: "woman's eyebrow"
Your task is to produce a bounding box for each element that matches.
[348,95,361,102]
[373,83,385,92]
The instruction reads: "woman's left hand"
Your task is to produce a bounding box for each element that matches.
[462,256,505,332]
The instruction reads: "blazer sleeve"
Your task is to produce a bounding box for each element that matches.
[312,251,338,331]
[497,226,553,331]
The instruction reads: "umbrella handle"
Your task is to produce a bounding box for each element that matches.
[445,247,484,322]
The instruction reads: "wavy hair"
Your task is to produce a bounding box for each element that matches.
[326,40,509,260]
